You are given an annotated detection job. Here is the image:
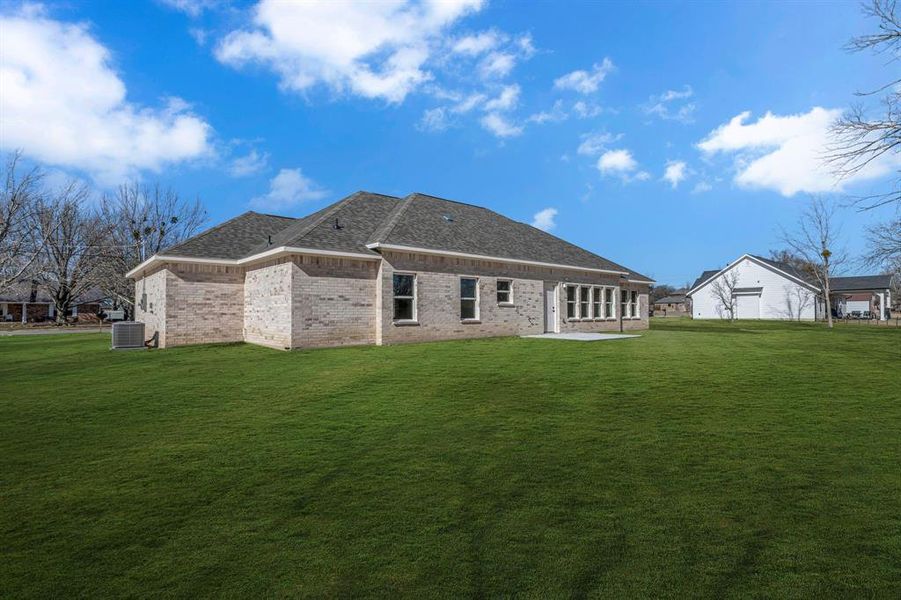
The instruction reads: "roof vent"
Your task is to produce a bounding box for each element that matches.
[267,235,272,245]
[442,215,455,223]
[333,218,343,230]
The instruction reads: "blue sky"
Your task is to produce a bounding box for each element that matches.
[1,0,897,285]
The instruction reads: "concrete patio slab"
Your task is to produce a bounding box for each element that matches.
[522,332,641,341]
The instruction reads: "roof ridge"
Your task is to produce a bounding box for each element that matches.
[368,193,415,244]
[283,192,368,248]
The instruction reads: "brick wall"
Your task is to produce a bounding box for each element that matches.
[165,264,244,347]
[376,251,650,344]
[135,267,167,346]
[290,255,379,348]
[244,260,293,349]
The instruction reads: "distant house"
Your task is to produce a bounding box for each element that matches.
[652,293,689,317]
[830,275,895,319]
[0,282,106,324]
[687,254,894,321]
[127,191,654,349]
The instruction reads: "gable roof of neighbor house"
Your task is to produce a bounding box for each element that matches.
[129,191,653,282]
[0,282,105,305]
[687,254,819,295]
[829,274,894,291]
[654,295,686,305]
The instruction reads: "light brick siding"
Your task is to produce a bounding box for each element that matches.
[135,267,168,347]
[290,255,379,348]
[132,252,648,349]
[165,264,244,347]
[376,251,649,344]
[244,260,293,349]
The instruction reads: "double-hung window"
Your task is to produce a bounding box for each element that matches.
[565,285,577,319]
[497,279,512,304]
[393,273,416,321]
[592,287,602,319]
[579,286,590,319]
[461,277,479,320]
[621,289,630,318]
[630,290,639,318]
[605,288,614,318]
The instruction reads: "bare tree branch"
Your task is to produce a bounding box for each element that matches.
[710,270,740,322]
[779,195,847,328]
[0,151,44,292]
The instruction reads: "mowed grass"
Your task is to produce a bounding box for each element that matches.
[1,320,899,598]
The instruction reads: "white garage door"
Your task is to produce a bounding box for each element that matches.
[735,294,760,319]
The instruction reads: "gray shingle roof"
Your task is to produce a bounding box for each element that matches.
[829,275,894,291]
[690,270,720,291]
[654,295,686,305]
[0,282,104,304]
[161,211,298,259]
[155,191,652,281]
[370,193,651,279]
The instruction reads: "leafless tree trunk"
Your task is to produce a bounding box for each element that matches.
[781,196,847,328]
[710,270,740,322]
[0,151,44,292]
[97,182,206,318]
[34,182,110,324]
[827,0,900,209]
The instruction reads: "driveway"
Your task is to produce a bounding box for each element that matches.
[0,327,108,336]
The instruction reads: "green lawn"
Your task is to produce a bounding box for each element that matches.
[2,320,899,598]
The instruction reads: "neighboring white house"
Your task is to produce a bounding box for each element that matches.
[687,254,821,320]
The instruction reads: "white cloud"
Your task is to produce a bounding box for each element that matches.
[692,181,712,194]
[159,0,218,17]
[452,92,486,113]
[531,207,557,231]
[697,107,897,196]
[662,160,687,189]
[528,100,567,124]
[216,0,484,104]
[597,149,649,182]
[643,85,695,123]
[483,84,519,112]
[452,30,500,55]
[228,149,269,177]
[417,107,450,132]
[478,51,516,79]
[553,58,614,94]
[572,100,602,118]
[0,7,213,184]
[251,168,328,210]
[577,131,620,156]
[480,113,522,138]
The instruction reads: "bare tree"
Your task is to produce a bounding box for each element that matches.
[780,196,847,328]
[34,181,110,323]
[827,0,900,209]
[97,182,206,317]
[710,270,740,322]
[0,152,43,292]
[861,216,901,269]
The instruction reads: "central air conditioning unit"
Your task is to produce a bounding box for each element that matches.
[111,321,146,350]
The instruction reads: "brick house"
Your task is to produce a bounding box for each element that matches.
[127,192,653,349]
[0,281,105,324]
[652,293,689,317]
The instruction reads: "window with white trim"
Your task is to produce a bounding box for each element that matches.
[496,279,512,304]
[605,288,614,318]
[460,277,479,320]
[621,289,630,318]
[393,273,416,321]
[630,290,639,318]
[592,287,602,319]
[579,286,590,319]
[565,285,577,319]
